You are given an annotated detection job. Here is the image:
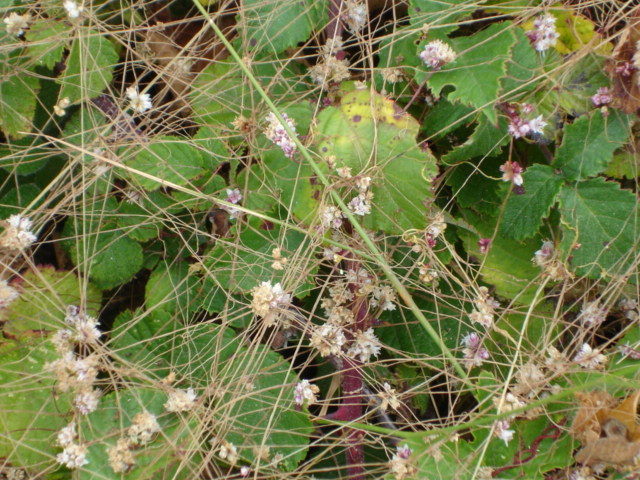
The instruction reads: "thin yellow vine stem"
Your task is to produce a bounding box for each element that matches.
[192,1,468,382]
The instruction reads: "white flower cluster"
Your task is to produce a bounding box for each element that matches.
[56,422,89,469]
[388,444,415,480]
[573,343,607,370]
[221,188,243,219]
[469,287,499,329]
[347,327,381,362]
[63,0,83,19]
[494,419,515,445]
[0,280,19,309]
[526,14,560,52]
[164,387,197,412]
[461,332,489,368]
[265,112,298,159]
[491,391,528,445]
[378,382,401,411]
[1,214,37,251]
[499,160,524,186]
[47,306,103,415]
[419,40,457,70]
[271,247,288,271]
[309,37,351,88]
[347,175,374,217]
[250,281,292,327]
[294,379,320,407]
[126,87,153,113]
[579,300,607,327]
[619,298,639,322]
[218,441,239,465]
[508,114,547,139]
[3,12,31,36]
[107,411,161,473]
[345,0,367,33]
[532,240,571,280]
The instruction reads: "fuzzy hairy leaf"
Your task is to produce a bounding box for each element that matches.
[127,136,208,191]
[500,164,564,239]
[0,59,40,139]
[57,33,118,104]
[0,266,101,336]
[219,346,313,471]
[316,86,438,233]
[26,20,67,69]
[204,215,314,294]
[240,0,326,54]
[80,388,198,480]
[442,115,509,164]
[559,178,639,278]
[425,22,516,124]
[0,337,72,469]
[554,110,633,181]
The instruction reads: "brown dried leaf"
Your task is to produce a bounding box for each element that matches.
[573,391,640,469]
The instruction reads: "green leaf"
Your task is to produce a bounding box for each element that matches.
[64,216,144,290]
[605,151,639,180]
[112,312,241,385]
[500,28,540,102]
[442,115,509,164]
[57,33,118,104]
[558,178,639,278]
[499,164,564,240]
[0,337,72,469]
[445,156,502,215]
[0,266,101,336]
[0,138,54,175]
[116,200,162,242]
[316,86,438,233]
[126,136,208,191]
[26,20,68,69]
[240,0,326,54]
[218,346,313,471]
[409,0,474,36]
[460,210,543,304]
[145,260,200,315]
[0,183,41,218]
[80,388,199,480]
[0,60,40,139]
[425,23,516,124]
[205,215,314,294]
[554,110,633,181]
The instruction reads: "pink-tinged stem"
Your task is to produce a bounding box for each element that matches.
[326,0,345,41]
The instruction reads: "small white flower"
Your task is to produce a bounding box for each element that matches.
[294,379,320,407]
[57,422,77,447]
[320,205,344,230]
[528,115,547,135]
[527,14,560,52]
[128,411,161,445]
[461,332,489,368]
[125,86,152,113]
[63,0,83,19]
[0,280,19,309]
[250,281,292,327]
[533,240,554,266]
[2,214,37,250]
[164,387,197,412]
[226,188,242,204]
[219,441,238,465]
[499,160,524,186]
[54,97,71,117]
[347,191,373,216]
[574,343,607,370]
[108,438,135,473]
[419,40,457,69]
[494,420,515,445]
[378,382,401,411]
[74,388,100,415]
[265,112,297,159]
[271,248,288,271]
[579,300,607,327]
[370,284,397,311]
[347,328,382,362]
[3,12,31,36]
[56,443,89,469]
[240,466,251,477]
[345,0,367,33]
[355,176,372,193]
[310,322,347,357]
[388,443,415,480]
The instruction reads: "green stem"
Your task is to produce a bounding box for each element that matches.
[191,0,468,382]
